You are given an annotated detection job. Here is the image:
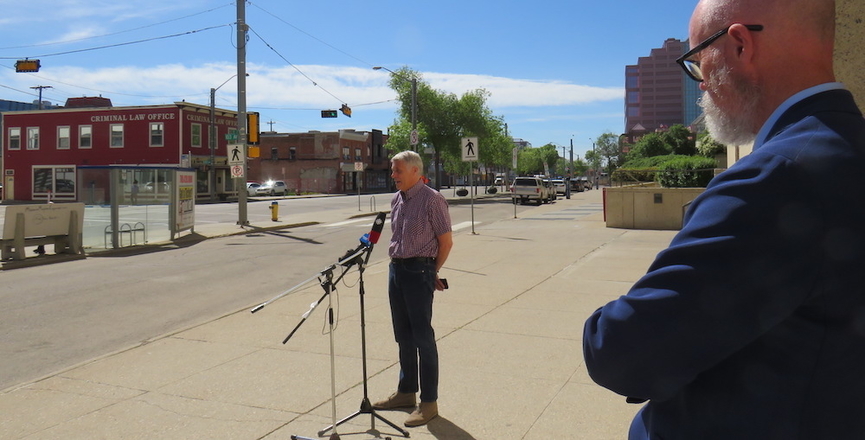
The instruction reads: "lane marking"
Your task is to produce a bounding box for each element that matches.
[327,218,376,227]
[452,221,480,231]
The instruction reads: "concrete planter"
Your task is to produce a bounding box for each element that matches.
[604,185,704,230]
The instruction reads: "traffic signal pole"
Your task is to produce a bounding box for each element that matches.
[236,0,249,225]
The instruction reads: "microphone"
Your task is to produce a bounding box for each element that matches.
[367,212,386,244]
[337,212,387,265]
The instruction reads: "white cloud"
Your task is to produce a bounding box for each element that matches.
[422,72,623,108]
[3,63,623,112]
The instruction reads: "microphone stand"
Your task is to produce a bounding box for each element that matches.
[318,240,410,439]
[254,241,406,439]
[254,250,363,440]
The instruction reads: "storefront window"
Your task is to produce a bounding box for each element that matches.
[32,166,76,198]
[33,168,52,193]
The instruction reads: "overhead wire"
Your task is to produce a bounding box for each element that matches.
[2,2,390,120]
[0,62,199,101]
[248,1,374,68]
[0,24,231,60]
[246,25,346,106]
[0,3,237,102]
[0,3,234,51]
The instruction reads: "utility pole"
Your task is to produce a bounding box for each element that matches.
[236,0,249,225]
[209,88,218,202]
[30,85,52,109]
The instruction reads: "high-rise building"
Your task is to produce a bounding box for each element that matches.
[625,38,702,141]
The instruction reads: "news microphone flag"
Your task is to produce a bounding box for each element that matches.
[368,212,386,244]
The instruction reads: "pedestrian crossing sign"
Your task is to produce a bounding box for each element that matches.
[228,144,245,166]
[462,137,478,162]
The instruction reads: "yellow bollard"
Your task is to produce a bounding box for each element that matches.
[269,201,279,221]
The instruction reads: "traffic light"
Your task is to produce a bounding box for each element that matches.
[340,104,352,118]
[246,112,260,145]
[15,59,40,73]
[321,110,338,118]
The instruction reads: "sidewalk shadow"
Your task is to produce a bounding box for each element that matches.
[89,232,208,258]
[327,415,476,440]
[427,416,477,440]
[237,227,323,245]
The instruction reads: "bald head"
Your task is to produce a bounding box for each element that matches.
[689,0,836,132]
[694,0,834,43]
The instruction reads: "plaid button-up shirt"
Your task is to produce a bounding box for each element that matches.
[388,179,451,259]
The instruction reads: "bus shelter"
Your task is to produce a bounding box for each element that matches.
[78,166,196,250]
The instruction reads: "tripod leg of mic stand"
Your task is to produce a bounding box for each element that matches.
[318,405,410,438]
[319,247,410,438]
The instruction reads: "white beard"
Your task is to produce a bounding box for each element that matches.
[698,65,761,146]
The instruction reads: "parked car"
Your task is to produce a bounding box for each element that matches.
[568,177,584,193]
[246,182,261,196]
[542,178,557,201]
[144,181,169,193]
[510,176,552,205]
[552,179,566,195]
[255,180,288,196]
[580,176,592,191]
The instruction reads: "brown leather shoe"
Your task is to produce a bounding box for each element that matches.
[405,401,438,427]
[372,391,416,410]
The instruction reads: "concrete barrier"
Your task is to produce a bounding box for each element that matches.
[604,186,704,230]
[1,203,85,260]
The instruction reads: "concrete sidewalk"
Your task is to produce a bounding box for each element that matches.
[0,189,677,440]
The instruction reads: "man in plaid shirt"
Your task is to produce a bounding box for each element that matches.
[373,150,453,427]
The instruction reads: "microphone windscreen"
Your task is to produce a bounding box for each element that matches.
[368,212,386,244]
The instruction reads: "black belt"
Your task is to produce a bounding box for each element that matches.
[391,257,436,264]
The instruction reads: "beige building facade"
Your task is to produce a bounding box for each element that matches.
[835,0,864,108]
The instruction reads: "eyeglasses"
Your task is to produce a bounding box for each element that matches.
[676,24,763,82]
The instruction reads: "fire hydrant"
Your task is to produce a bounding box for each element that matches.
[269,201,279,221]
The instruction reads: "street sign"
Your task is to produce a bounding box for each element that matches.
[228,144,245,167]
[354,162,364,171]
[230,165,244,178]
[225,133,238,141]
[461,137,478,162]
[410,129,419,146]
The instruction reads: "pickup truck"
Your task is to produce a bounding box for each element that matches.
[511,176,553,205]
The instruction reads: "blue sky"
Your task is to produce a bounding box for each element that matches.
[0,0,697,160]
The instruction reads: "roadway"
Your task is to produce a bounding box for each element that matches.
[0,192,552,391]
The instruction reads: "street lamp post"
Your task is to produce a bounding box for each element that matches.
[373,66,417,151]
[209,75,239,201]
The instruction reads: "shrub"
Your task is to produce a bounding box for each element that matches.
[656,156,717,188]
[616,155,686,183]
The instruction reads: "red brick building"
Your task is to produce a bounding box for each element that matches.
[1,98,238,202]
[250,129,391,194]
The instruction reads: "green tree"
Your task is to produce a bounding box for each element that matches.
[383,67,510,189]
[697,131,727,157]
[585,149,603,173]
[629,132,671,159]
[662,125,697,156]
[516,147,542,175]
[593,132,622,173]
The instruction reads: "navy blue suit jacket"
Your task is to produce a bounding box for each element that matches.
[584,89,865,439]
